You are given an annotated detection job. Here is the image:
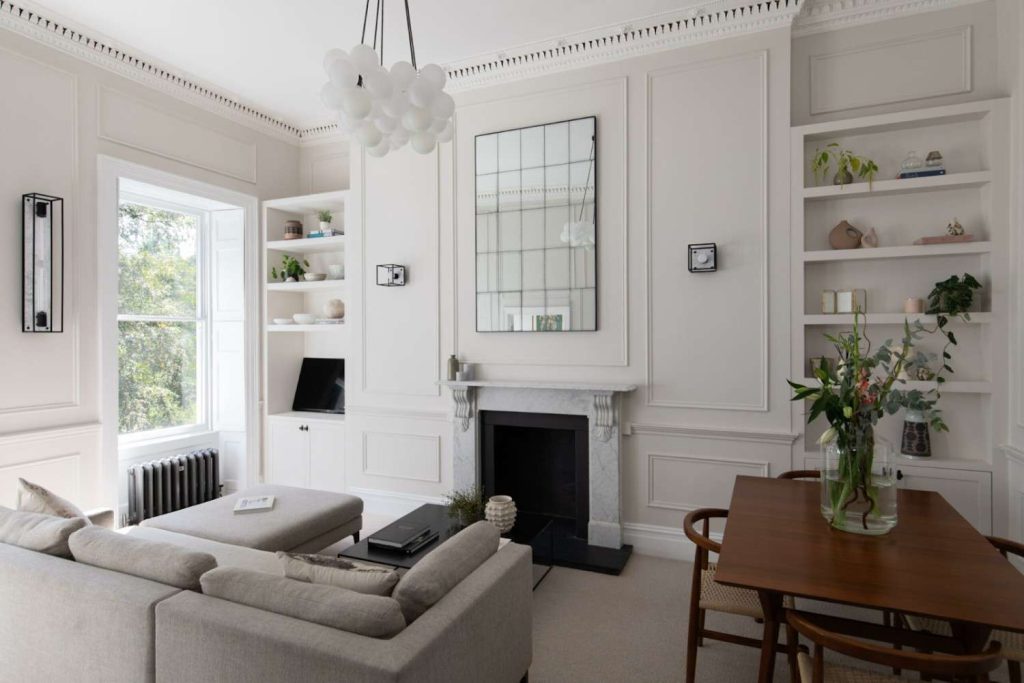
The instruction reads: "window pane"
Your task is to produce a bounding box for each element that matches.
[119,202,198,316]
[119,320,198,434]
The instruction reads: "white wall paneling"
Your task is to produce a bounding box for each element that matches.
[361,432,442,483]
[0,424,101,509]
[647,452,769,512]
[809,26,973,115]
[646,51,768,410]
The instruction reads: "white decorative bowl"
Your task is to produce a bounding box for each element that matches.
[272,318,293,325]
[303,272,327,282]
[292,313,316,325]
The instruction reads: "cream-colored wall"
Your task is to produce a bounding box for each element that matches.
[0,27,299,511]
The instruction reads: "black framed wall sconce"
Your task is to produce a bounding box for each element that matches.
[687,242,717,273]
[376,264,406,287]
[23,193,64,332]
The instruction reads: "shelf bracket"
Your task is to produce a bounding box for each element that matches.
[593,391,615,442]
[451,386,474,432]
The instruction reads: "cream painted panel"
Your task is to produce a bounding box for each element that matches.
[454,77,628,367]
[0,424,101,509]
[810,27,972,115]
[896,465,991,534]
[362,432,442,483]
[648,52,767,409]
[647,452,768,512]
[0,47,79,416]
[98,87,257,183]
[310,153,350,194]
[361,149,440,397]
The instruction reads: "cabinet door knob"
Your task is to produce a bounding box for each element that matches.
[896,469,904,481]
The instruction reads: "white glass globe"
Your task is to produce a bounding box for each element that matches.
[402,106,433,132]
[437,120,454,143]
[382,91,411,118]
[320,81,345,110]
[375,114,397,133]
[419,63,447,90]
[354,120,383,147]
[408,78,438,108]
[323,48,348,72]
[429,117,447,134]
[389,61,417,89]
[336,110,357,132]
[391,127,410,145]
[367,138,391,157]
[327,58,358,88]
[350,44,380,73]
[364,70,393,100]
[340,87,372,119]
[429,92,455,120]
[410,130,437,154]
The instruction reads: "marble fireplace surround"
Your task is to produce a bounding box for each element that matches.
[441,380,637,549]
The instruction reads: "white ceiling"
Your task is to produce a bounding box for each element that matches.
[24,0,724,129]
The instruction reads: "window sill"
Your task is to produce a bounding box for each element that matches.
[118,429,218,462]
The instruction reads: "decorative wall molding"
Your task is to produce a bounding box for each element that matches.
[622,521,723,561]
[592,392,615,442]
[361,431,442,483]
[345,405,450,422]
[628,422,799,444]
[647,452,769,512]
[793,0,987,37]
[0,421,100,446]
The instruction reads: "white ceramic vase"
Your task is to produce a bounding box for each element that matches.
[485,495,516,534]
[322,299,345,319]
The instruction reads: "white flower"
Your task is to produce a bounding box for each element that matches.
[818,427,837,445]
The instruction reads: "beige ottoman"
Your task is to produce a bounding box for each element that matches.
[140,484,362,553]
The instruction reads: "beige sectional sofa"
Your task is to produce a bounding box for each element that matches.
[0,514,533,683]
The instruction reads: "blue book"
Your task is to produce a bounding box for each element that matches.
[898,168,946,179]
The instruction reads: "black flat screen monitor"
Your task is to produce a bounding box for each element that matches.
[292,358,345,414]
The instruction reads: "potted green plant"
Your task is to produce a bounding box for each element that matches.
[318,210,333,232]
[812,143,880,189]
[270,255,309,282]
[443,485,484,528]
[788,273,980,534]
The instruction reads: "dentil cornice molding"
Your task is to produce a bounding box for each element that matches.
[793,0,989,37]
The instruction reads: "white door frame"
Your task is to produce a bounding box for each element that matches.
[96,155,261,509]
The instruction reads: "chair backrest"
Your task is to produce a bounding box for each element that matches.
[682,508,727,565]
[987,535,1024,561]
[786,611,1002,683]
[777,470,821,480]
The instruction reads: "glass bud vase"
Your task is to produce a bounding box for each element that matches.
[820,432,898,535]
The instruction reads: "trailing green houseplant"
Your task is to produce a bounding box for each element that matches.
[812,143,880,189]
[788,273,980,534]
[443,485,484,527]
[270,255,309,282]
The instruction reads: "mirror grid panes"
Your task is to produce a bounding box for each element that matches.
[475,116,596,332]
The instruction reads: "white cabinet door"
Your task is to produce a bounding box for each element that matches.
[267,418,310,488]
[309,423,345,493]
[896,464,992,534]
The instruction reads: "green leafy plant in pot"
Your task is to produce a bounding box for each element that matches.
[444,485,484,528]
[270,255,309,282]
[812,143,880,189]
[788,273,979,534]
[317,209,333,231]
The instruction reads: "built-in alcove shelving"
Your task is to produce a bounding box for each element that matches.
[790,99,1010,534]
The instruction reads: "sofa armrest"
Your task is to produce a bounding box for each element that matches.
[84,507,115,529]
[154,543,533,683]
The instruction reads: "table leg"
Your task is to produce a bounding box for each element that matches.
[950,621,992,654]
[757,590,783,683]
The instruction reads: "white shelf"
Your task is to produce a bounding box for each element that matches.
[266,280,345,293]
[803,312,991,326]
[798,378,991,394]
[266,235,346,253]
[802,241,992,262]
[802,171,991,201]
[263,190,348,214]
[266,323,345,333]
[267,411,346,424]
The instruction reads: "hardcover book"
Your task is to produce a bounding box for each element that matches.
[367,521,432,549]
[233,495,276,514]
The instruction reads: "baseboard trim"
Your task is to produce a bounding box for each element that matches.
[348,486,446,519]
[622,521,722,561]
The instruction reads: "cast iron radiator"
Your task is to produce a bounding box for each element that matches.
[127,448,221,525]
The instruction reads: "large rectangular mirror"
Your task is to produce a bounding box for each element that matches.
[475,116,596,332]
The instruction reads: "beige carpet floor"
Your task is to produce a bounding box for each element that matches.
[325,518,1012,683]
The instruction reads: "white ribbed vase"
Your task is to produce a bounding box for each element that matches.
[484,495,516,534]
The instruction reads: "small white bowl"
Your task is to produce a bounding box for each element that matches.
[293,313,317,325]
[303,273,327,282]
[272,318,293,325]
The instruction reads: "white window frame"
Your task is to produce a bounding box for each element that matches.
[116,191,212,446]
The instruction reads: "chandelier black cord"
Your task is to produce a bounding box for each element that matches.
[360,0,419,69]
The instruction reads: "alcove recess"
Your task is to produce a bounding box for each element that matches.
[789,99,1009,533]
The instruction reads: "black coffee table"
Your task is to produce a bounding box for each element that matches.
[340,503,554,587]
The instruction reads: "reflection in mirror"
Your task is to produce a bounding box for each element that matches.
[475,116,596,332]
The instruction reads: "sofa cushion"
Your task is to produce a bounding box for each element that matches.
[392,521,499,622]
[277,552,399,596]
[0,505,87,557]
[70,526,217,590]
[128,526,283,575]
[16,478,90,522]
[200,567,406,638]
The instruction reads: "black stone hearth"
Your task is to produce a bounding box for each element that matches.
[481,410,631,575]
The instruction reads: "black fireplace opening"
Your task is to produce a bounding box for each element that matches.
[480,410,632,575]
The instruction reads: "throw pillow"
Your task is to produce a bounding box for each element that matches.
[392,520,499,622]
[16,478,90,522]
[69,526,217,590]
[201,567,406,638]
[276,552,399,596]
[0,505,87,557]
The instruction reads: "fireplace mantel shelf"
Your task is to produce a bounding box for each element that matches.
[439,380,638,393]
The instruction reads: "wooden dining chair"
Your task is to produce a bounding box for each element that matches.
[777,470,821,480]
[683,508,797,683]
[901,536,1024,683]
[787,610,1003,683]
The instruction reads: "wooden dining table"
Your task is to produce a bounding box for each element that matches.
[715,476,1024,683]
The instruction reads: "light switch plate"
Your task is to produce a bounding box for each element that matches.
[688,243,717,273]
